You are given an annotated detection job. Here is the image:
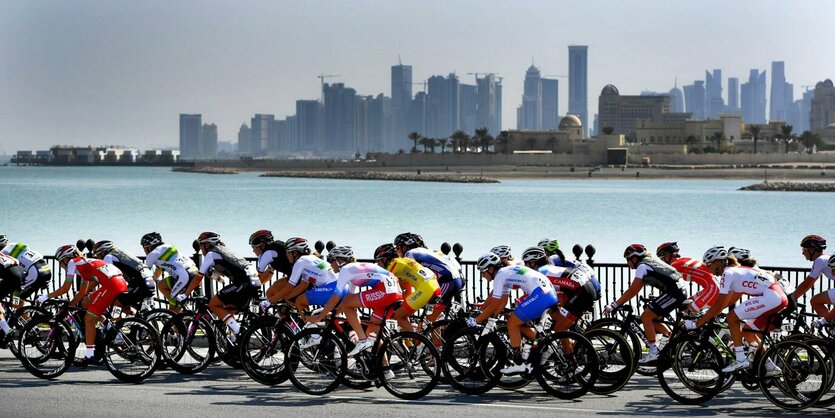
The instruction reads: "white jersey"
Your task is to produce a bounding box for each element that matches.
[257,250,281,273]
[1,242,44,270]
[719,266,780,296]
[336,262,401,295]
[491,265,555,299]
[287,255,337,287]
[0,253,19,268]
[809,254,835,282]
[144,244,197,276]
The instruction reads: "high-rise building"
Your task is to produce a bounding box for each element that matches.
[541,78,559,129]
[391,63,413,144]
[426,73,459,138]
[683,81,705,119]
[770,61,794,122]
[459,84,477,136]
[810,79,835,133]
[250,114,275,156]
[272,119,288,154]
[705,69,724,119]
[410,91,427,149]
[237,123,251,155]
[519,64,542,129]
[741,69,767,124]
[285,115,298,152]
[179,114,201,160]
[323,83,357,153]
[476,74,501,135]
[368,94,392,152]
[598,84,669,135]
[568,45,588,135]
[296,99,322,152]
[668,82,685,113]
[200,123,217,158]
[727,77,740,112]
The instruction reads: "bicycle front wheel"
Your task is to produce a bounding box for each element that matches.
[656,334,724,405]
[532,331,598,399]
[440,327,496,395]
[239,317,292,386]
[760,339,829,410]
[18,316,76,379]
[160,314,215,374]
[377,331,441,400]
[585,327,634,394]
[286,328,346,395]
[103,318,161,383]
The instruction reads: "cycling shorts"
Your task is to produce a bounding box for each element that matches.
[436,276,464,310]
[217,282,258,310]
[305,282,338,306]
[646,288,687,316]
[117,285,152,308]
[19,260,51,299]
[736,288,789,331]
[514,287,559,323]
[359,283,403,322]
[404,286,442,314]
[826,288,835,303]
[164,268,198,298]
[88,279,128,317]
[0,265,24,300]
[562,281,598,318]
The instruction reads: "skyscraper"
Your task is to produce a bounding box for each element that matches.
[201,123,218,158]
[727,77,740,112]
[368,94,392,152]
[250,114,275,156]
[426,73,459,138]
[476,74,501,135]
[770,61,794,122]
[541,78,559,129]
[705,69,724,119]
[683,81,705,119]
[568,45,589,135]
[391,63,413,143]
[741,69,767,124]
[237,123,251,155]
[323,82,357,153]
[179,114,201,160]
[459,83,477,135]
[520,64,542,129]
[810,79,835,133]
[668,82,684,113]
[296,99,322,152]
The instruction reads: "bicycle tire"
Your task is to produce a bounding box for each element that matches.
[585,327,635,394]
[8,305,48,360]
[477,327,532,390]
[531,330,598,399]
[18,315,76,379]
[440,326,496,395]
[656,333,725,405]
[590,317,643,376]
[286,328,346,395]
[103,317,161,383]
[239,316,292,386]
[759,339,829,410]
[160,313,215,374]
[377,331,441,400]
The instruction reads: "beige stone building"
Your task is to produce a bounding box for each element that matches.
[506,115,585,152]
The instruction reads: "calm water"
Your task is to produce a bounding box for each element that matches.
[1,165,832,267]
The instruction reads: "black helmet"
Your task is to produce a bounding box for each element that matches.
[394,232,417,247]
[374,243,398,261]
[92,240,115,258]
[801,235,827,251]
[141,232,163,248]
[656,242,680,257]
[249,230,274,247]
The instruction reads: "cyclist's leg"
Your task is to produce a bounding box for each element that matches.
[810,290,833,318]
[427,278,461,323]
[338,293,365,340]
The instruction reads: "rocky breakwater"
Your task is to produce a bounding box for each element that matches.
[740,181,835,192]
[261,171,499,183]
[172,167,238,174]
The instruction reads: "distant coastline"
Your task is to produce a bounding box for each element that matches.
[739,181,835,192]
[260,170,499,183]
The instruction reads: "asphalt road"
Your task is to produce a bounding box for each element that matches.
[0,351,832,418]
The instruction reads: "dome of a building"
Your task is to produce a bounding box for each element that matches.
[601,84,619,96]
[827,123,835,129]
[526,64,541,76]
[559,115,583,129]
[825,79,834,87]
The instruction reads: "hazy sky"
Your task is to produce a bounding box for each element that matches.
[2,1,834,152]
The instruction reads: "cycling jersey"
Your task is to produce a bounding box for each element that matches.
[720,266,788,330]
[335,262,401,296]
[256,241,293,276]
[1,242,44,269]
[404,248,462,283]
[0,253,18,269]
[635,257,687,294]
[286,255,337,287]
[1,242,51,296]
[809,253,835,282]
[491,265,555,298]
[103,250,154,289]
[145,244,198,276]
[198,245,259,288]
[66,257,128,316]
[672,257,720,309]
[387,257,441,313]
[0,254,24,300]
[539,263,597,318]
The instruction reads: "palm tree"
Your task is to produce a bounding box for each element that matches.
[408,131,421,153]
[450,130,469,153]
[749,124,761,154]
[602,127,615,135]
[780,124,794,154]
[712,131,723,153]
[474,127,493,154]
[438,138,448,153]
[419,137,432,153]
[495,131,510,154]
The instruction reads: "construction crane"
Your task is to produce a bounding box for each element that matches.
[411,81,427,94]
[317,74,342,102]
[467,72,501,82]
[543,74,568,79]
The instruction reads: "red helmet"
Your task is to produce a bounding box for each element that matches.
[249,230,274,247]
[623,244,647,259]
[55,245,80,263]
[197,231,222,246]
[374,243,397,261]
[801,235,827,251]
[285,237,309,253]
[656,242,680,257]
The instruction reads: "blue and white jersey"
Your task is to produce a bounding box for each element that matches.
[335,262,400,295]
[405,247,462,283]
[491,265,555,299]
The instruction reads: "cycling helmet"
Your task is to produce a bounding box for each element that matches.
[374,243,398,261]
[285,237,309,253]
[394,232,417,247]
[0,235,7,248]
[140,232,163,248]
[656,242,680,257]
[702,246,728,264]
[411,233,426,248]
[728,246,751,261]
[55,245,79,262]
[328,246,354,262]
[623,244,647,259]
[801,235,827,251]
[476,252,503,272]
[197,231,222,246]
[543,239,560,252]
[249,229,274,247]
[92,240,115,258]
[828,254,835,269]
[490,245,512,259]
[521,246,547,262]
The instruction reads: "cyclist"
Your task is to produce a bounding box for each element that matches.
[687,246,788,374]
[491,245,523,266]
[814,255,835,328]
[92,240,155,312]
[306,246,403,357]
[395,232,463,325]
[374,243,440,333]
[0,236,52,304]
[537,238,570,267]
[141,232,199,311]
[792,235,835,325]
[178,231,260,342]
[472,252,558,374]
[54,245,128,367]
[259,237,338,313]
[249,229,293,286]
[0,253,25,345]
[656,242,720,312]
[522,247,598,332]
[605,244,688,364]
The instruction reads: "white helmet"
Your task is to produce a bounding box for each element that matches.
[476,252,502,271]
[490,245,512,259]
[327,246,354,262]
[521,246,546,262]
[702,246,728,264]
[828,254,835,269]
[728,246,750,261]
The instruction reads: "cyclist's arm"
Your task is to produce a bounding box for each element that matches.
[613,278,643,307]
[695,292,732,328]
[47,280,73,299]
[285,280,310,301]
[182,273,204,296]
[792,275,816,299]
[268,278,293,302]
[307,293,341,324]
[475,294,507,323]
[70,282,90,307]
[257,268,274,284]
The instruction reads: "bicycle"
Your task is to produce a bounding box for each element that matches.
[237,301,302,386]
[0,296,47,359]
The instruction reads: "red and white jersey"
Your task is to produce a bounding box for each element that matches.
[0,253,19,268]
[672,257,720,308]
[719,266,781,296]
[336,262,401,295]
[66,257,126,287]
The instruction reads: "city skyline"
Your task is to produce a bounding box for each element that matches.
[2,1,834,151]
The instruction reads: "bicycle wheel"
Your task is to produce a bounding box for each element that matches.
[160,313,215,374]
[8,306,48,360]
[532,331,598,399]
[377,331,440,400]
[806,339,835,407]
[759,339,829,410]
[477,327,532,390]
[440,326,496,395]
[590,318,643,375]
[18,315,76,379]
[239,316,292,386]
[286,328,346,395]
[103,318,161,383]
[143,309,173,334]
[585,328,634,394]
[656,334,725,405]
